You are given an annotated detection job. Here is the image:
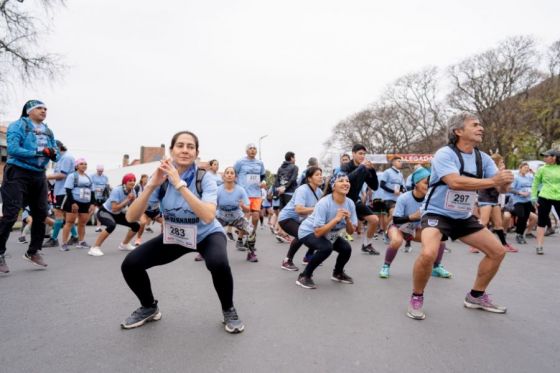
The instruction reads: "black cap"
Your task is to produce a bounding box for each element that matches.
[540,149,558,157]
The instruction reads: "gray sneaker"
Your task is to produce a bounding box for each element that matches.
[0,254,9,273]
[60,244,69,252]
[406,295,425,320]
[121,302,162,329]
[223,307,245,334]
[235,240,246,251]
[76,241,91,249]
[515,234,527,244]
[42,238,59,248]
[464,293,506,313]
[536,246,544,255]
[23,252,48,268]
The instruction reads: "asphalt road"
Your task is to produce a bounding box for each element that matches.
[1,225,559,373]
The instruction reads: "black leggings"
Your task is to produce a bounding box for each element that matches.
[537,197,560,228]
[97,207,140,234]
[514,202,533,235]
[279,218,314,260]
[300,234,352,277]
[121,232,234,310]
[0,165,48,256]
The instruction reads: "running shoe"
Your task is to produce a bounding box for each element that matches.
[464,293,506,313]
[525,232,536,239]
[145,226,154,233]
[331,271,353,284]
[88,246,104,256]
[344,233,354,242]
[134,239,142,247]
[383,232,390,244]
[275,234,291,244]
[226,232,235,241]
[121,302,162,329]
[235,239,246,251]
[515,234,527,244]
[379,264,390,278]
[118,243,136,251]
[194,253,204,262]
[23,252,47,267]
[67,236,80,245]
[223,307,245,334]
[373,233,379,240]
[407,295,425,320]
[60,244,69,252]
[536,246,544,255]
[95,227,102,232]
[296,274,316,289]
[469,246,480,253]
[431,265,452,278]
[0,254,9,273]
[76,241,91,249]
[246,251,258,262]
[444,247,452,253]
[281,259,299,271]
[18,236,28,244]
[302,254,312,265]
[361,244,380,255]
[503,243,519,253]
[42,238,59,248]
[544,227,556,236]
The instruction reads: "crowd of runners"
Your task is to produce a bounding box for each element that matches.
[1,100,559,332]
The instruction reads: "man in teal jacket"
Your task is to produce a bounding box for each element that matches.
[0,100,60,273]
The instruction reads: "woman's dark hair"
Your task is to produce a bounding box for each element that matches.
[170,131,199,151]
[209,159,218,166]
[304,166,322,184]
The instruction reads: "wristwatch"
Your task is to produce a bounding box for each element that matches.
[175,180,187,190]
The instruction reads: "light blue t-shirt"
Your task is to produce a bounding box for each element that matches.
[216,184,249,222]
[90,173,109,200]
[298,194,357,239]
[378,167,405,202]
[394,191,424,230]
[423,146,497,219]
[233,157,266,198]
[53,152,75,196]
[261,187,271,208]
[278,184,323,223]
[103,185,137,214]
[63,172,93,203]
[148,168,224,243]
[207,172,223,187]
[511,174,534,204]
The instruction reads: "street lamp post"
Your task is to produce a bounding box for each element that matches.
[258,134,268,160]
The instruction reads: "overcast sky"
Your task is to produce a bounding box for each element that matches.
[3,0,559,173]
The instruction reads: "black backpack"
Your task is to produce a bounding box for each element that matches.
[157,169,206,200]
[424,144,482,209]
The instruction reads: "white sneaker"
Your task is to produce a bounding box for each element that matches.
[88,246,104,256]
[118,243,135,251]
[95,227,102,232]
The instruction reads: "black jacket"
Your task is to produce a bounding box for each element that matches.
[274,161,299,194]
[340,161,379,203]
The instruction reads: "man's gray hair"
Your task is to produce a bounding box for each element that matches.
[447,112,480,144]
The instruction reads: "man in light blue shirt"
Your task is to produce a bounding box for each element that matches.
[233,143,266,250]
[407,112,514,321]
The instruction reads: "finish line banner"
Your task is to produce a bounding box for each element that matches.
[366,154,433,164]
